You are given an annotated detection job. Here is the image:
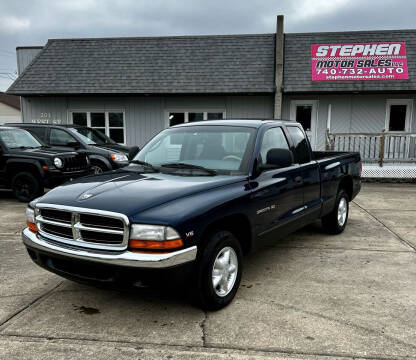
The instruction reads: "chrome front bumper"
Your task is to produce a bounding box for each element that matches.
[22,228,197,269]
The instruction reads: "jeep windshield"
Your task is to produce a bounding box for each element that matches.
[133,125,257,175]
[69,127,116,145]
[0,128,44,149]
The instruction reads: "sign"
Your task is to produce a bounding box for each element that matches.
[311,42,408,81]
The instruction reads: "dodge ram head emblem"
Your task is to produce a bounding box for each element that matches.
[79,193,93,200]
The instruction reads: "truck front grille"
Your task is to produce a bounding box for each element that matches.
[35,204,129,251]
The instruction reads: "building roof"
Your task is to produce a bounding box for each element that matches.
[0,92,20,110]
[284,29,416,93]
[7,34,276,95]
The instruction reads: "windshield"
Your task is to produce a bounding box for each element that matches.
[134,125,257,175]
[0,128,43,149]
[69,127,116,145]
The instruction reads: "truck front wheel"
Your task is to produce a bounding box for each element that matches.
[321,189,349,234]
[11,172,43,202]
[193,230,243,310]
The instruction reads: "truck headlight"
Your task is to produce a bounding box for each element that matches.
[129,224,183,251]
[26,207,38,234]
[111,154,128,162]
[54,157,64,168]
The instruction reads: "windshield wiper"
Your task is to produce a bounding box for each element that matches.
[160,162,217,176]
[130,160,159,172]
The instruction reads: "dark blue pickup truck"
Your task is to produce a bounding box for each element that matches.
[23,120,361,309]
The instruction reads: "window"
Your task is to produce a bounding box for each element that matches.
[386,100,412,132]
[259,127,290,165]
[50,128,77,146]
[168,111,225,126]
[0,128,42,149]
[136,126,256,174]
[286,126,311,164]
[70,111,125,143]
[295,105,312,131]
[22,126,47,142]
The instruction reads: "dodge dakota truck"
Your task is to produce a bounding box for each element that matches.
[22,120,361,309]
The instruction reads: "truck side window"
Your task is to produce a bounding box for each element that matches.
[286,126,310,164]
[259,127,289,165]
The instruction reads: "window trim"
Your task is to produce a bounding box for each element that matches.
[384,99,413,133]
[165,109,226,128]
[68,110,126,144]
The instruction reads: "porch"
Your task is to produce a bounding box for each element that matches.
[326,132,416,179]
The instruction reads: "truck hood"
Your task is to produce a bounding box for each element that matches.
[37,168,246,217]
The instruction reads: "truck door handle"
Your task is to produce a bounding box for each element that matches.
[294,176,303,184]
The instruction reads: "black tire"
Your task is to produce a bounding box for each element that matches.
[321,189,349,234]
[193,230,243,310]
[90,162,108,175]
[11,171,43,202]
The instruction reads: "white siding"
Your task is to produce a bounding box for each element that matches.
[283,94,416,150]
[16,48,43,75]
[21,95,274,147]
[0,103,21,125]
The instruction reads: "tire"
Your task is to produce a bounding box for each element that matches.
[11,172,43,203]
[193,230,243,310]
[90,162,108,175]
[321,189,349,234]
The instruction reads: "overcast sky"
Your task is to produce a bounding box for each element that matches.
[1,0,416,91]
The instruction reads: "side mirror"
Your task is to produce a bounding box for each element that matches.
[260,148,293,171]
[66,141,81,148]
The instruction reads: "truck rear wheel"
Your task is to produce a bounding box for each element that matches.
[11,172,43,202]
[193,230,243,310]
[321,189,349,234]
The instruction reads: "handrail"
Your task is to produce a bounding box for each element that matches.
[326,132,416,166]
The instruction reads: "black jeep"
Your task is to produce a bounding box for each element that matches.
[0,127,91,202]
[7,124,139,174]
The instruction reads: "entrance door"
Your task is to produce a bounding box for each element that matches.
[290,100,318,150]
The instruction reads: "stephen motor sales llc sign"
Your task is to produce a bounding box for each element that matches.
[311,42,409,81]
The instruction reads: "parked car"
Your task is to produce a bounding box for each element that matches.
[6,124,139,174]
[0,127,91,202]
[22,120,361,309]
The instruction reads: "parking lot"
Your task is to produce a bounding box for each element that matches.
[0,183,415,359]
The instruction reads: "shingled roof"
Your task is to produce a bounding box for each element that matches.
[7,34,276,95]
[284,29,416,93]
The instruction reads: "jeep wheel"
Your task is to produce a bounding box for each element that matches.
[11,172,43,202]
[321,189,349,234]
[194,230,242,310]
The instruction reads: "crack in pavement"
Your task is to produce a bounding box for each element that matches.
[0,281,64,331]
[269,245,414,253]
[200,310,207,346]
[237,297,416,353]
[352,201,416,252]
[0,333,414,360]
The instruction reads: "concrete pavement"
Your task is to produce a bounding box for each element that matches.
[0,184,415,359]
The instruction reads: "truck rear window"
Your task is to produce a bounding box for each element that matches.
[286,126,311,164]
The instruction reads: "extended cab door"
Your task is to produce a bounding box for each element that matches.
[249,126,304,240]
[285,125,321,223]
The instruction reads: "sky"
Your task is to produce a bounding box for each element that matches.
[1,0,416,91]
